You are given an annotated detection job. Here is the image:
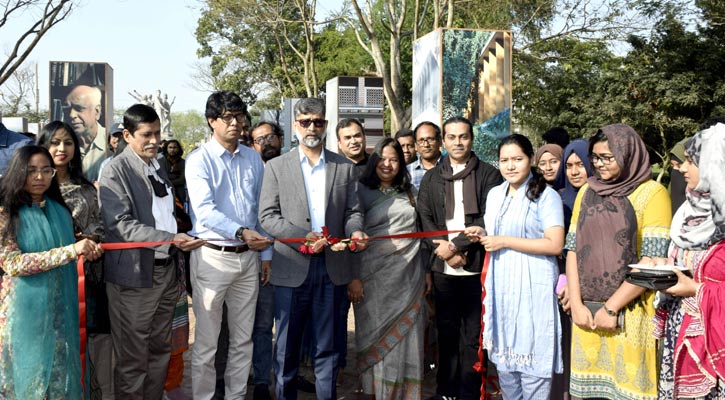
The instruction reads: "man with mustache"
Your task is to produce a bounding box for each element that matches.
[64,84,108,182]
[408,121,443,191]
[416,116,501,400]
[99,104,204,399]
[259,98,369,399]
[251,121,283,162]
[336,118,369,166]
[186,91,273,399]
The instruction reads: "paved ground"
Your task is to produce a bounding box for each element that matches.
[166,297,439,399]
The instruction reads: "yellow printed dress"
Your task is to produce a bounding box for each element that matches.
[565,180,671,400]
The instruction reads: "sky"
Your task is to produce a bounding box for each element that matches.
[2,0,340,115]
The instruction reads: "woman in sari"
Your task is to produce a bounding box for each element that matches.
[36,121,112,399]
[0,145,103,399]
[655,122,725,399]
[354,138,428,399]
[466,134,565,399]
[564,124,671,400]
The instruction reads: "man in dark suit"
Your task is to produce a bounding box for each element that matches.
[259,98,368,400]
[98,104,203,399]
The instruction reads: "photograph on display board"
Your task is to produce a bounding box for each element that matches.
[49,61,114,182]
[412,29,512,166]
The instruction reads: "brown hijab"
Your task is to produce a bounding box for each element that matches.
[534,144,563,166]
[576,124,652,301]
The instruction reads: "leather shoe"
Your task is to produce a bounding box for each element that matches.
[295,374,316,393]
[253,384,272,400]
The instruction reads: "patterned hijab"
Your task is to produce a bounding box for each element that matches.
[670,123,725,249]
[576,124,651,301]
[587,124,651,197]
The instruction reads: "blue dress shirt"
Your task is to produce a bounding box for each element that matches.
[186,139,272,260]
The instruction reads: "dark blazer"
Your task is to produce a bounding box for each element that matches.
[99,147,177,288]
[417,156,502,273]
[259,148,364,287]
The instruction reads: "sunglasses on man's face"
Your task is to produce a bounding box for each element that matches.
[296,118,326,128]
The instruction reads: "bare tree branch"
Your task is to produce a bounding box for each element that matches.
[0,0,74,86]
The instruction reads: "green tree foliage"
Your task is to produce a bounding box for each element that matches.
[170,110,209,152]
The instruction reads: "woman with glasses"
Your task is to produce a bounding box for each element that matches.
[354,138,427,398]
[563,124,671,400]
[0,145,103,399]
[36,121,112,399]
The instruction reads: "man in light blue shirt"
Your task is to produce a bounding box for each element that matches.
[186,91,273,400]
[408,121,443,191]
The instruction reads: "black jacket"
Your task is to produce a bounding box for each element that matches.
[417,157,502,273]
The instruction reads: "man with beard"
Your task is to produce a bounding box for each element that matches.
[259,98,369,399]
[336,118,368,166]
[251,121,283,162]
[64,84,108,182]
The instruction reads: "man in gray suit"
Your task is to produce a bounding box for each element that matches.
[259,98,368,400]
[99,104,203,399]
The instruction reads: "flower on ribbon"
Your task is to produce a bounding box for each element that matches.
[297,226,358,253]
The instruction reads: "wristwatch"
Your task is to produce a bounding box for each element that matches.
[235,227,248,241]
[603,304,618,317]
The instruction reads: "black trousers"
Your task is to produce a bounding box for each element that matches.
[432,271,483,400]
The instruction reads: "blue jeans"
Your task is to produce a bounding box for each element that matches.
[273,257,346,400]
[252,280,275,385]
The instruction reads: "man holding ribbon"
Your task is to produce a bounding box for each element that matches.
[259,97,368,400]
[99,104,203,399]
[185,91,273,400]
[416,116,501,400]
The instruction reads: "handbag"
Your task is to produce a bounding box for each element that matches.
[625,270,684,290]
[583,301,625,329]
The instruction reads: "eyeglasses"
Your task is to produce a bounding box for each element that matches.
[296,118,326,128]
[591,154,617,165]
[218,113,247,125]
[253,134,280,145]
[416,137,437,146]
[27,167,57,178]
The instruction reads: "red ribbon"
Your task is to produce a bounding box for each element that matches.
[77,255,87,388]
[475,251,491,399]
[75,228,467,382]
[275,229,463,243]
